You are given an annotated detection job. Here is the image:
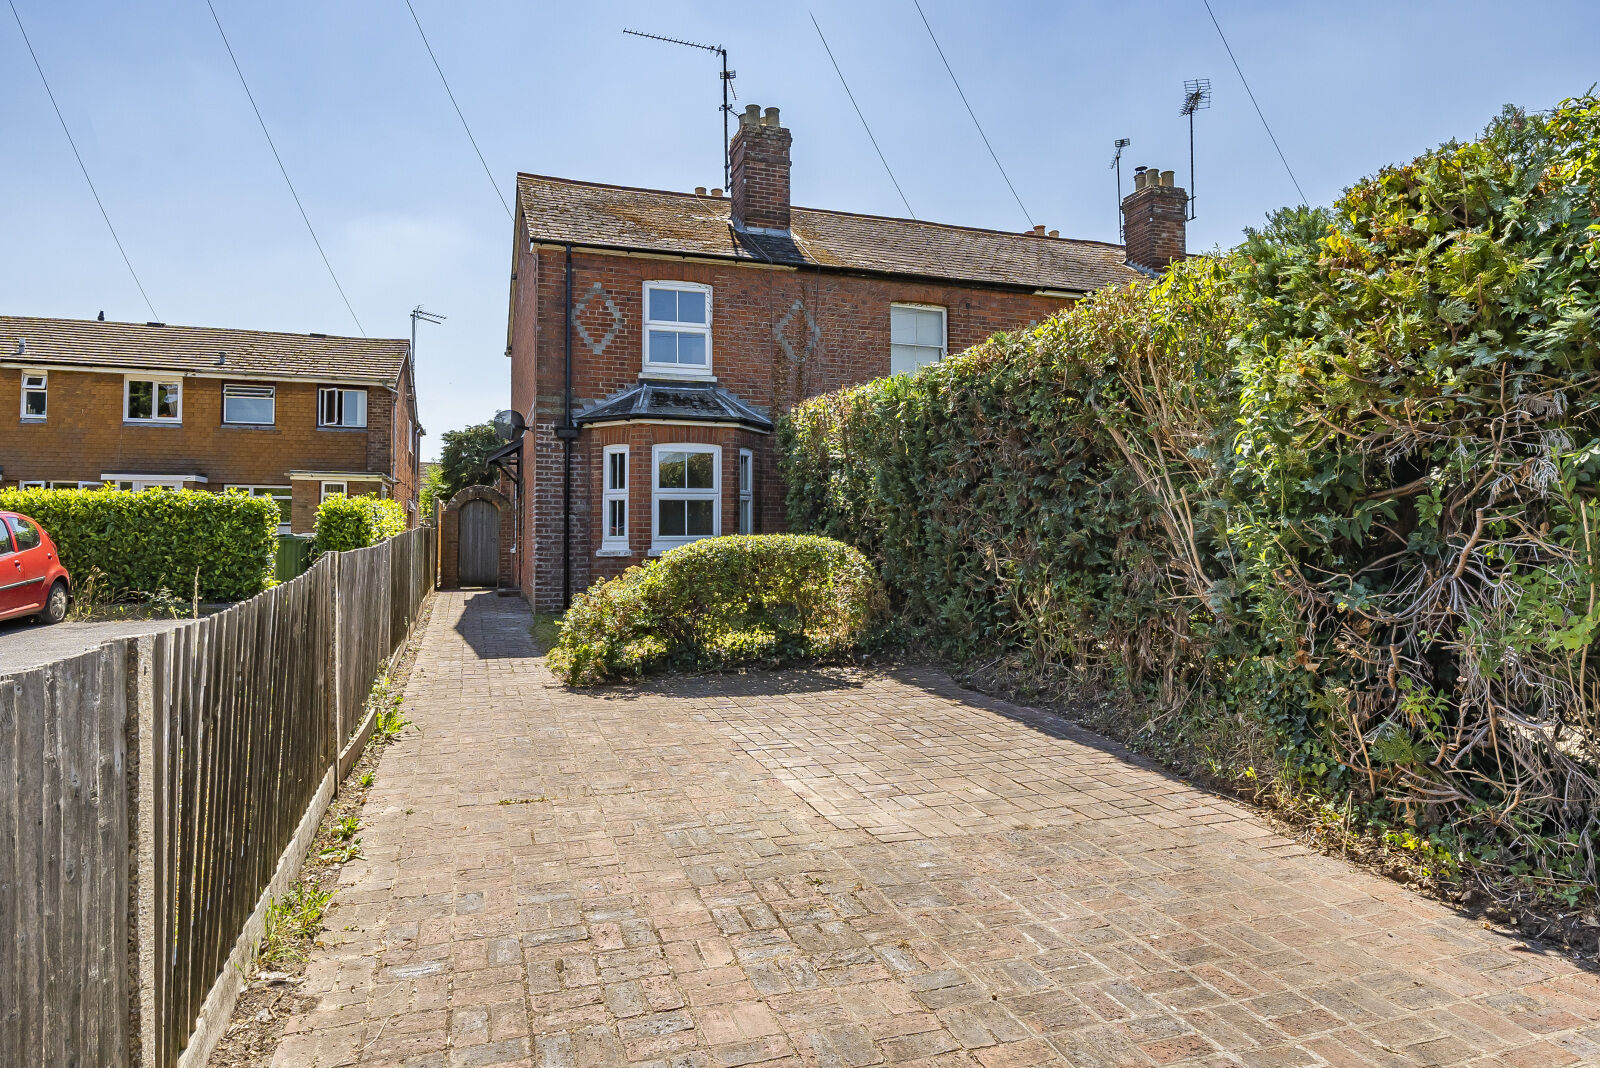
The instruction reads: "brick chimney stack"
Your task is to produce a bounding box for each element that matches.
[1121,166,1188,272]
[730,104,792,233]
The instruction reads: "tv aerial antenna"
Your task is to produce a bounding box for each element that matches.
[1180,78,1211,220]
[1109,138,1130,241]
[623,29,737,189]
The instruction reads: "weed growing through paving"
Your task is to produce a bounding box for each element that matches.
[259,882,334,967]
[317,815,362,863]
[497,795,550,805]
[360,771,374,789]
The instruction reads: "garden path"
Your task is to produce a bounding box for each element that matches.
[268,590,1600,1067]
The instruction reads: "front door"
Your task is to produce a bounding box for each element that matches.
[457,499,499,587]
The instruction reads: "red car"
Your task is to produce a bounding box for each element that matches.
[0,511,70,625]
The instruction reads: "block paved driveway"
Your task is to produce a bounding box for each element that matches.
[271,591,1600,1067]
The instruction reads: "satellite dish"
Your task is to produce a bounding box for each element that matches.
[493,409,526,442]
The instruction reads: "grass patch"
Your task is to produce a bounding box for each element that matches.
[259,881,334,967]
[530,613,562,656]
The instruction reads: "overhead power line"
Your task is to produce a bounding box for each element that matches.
[206,0,365,335]
[910,0,1031,228]
[1201,0,1308,207]
[9,0,160,321]
[810,12,915,219]
[405,0,511,218]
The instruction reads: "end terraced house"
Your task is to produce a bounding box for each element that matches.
[507,102,1189,610]
[0,316,421,532]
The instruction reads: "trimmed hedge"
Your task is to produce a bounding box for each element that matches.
[550,534,885,686]
[312,495,406,555]
[779,97,1600,901]
[0,487,277,601]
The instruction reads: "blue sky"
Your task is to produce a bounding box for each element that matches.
[5,1,1598,459]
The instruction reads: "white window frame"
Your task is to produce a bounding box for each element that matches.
[19,481,44,489]
[642,280,714,379]
[228,484,293,533]
[318,387,367,428]
[124,375,183,425]
[109,479,184,491]
[890,303,947,375]
[650,443,719,553]
[599,445,630,554]
[21,371,47,421]
[320,481,348,503]
[737,449,754,535]
[222,382,276,426]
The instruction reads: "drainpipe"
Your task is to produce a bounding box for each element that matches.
[559,244,577,609]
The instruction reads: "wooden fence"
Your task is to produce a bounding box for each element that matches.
[0,524,435,1068]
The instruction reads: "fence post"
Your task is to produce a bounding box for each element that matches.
[327,551,343,793]
[126,635,157,1068]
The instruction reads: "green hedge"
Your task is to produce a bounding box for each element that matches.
[550,534,885,686]
[0,487,277,601]
[779,96,1600,899]
[311,495,406,555]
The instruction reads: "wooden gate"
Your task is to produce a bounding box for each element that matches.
[457,498,499,587]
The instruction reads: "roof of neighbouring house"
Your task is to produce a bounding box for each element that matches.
[574,379,774,433]
[0,316,410,385]
[516,174,1139,294]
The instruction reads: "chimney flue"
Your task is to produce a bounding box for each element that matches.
[1121,164,1188,272]
[730,102,792,232]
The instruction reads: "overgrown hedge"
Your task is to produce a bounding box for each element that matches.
[312,495,406,556]
[780,97,1600,904]
[0,487,277,601]
[550,534,885,685]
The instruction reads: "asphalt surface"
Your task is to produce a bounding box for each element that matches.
[0,614,187,675]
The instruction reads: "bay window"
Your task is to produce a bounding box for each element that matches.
[738,449,754,535]
[600,445,629,553]
[652,444,718,551]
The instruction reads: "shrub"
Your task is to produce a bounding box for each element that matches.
[312,495,406,555]
[779,96,1600,902]
[0,486,277,601]
[550,534,886,685]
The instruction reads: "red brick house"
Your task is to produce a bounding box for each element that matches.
[507,104,1187,611]
[0,316,421,532]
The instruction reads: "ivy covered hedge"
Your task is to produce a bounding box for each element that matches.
[550,534,885,685]
[780,98,1600,903]
[312,495,406,555]
[0,486,278,601]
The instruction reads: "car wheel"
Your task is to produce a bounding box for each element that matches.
[40,581,69,625]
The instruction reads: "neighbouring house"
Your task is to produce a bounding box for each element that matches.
[0,316,421,533]
[507,103,1188,611]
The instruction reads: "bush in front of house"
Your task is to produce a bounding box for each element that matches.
[777,96,1600,907]
[0,486,278,601]
[549,534,887,686]
[311,495,407,555]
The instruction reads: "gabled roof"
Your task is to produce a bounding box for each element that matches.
[516,174,1138,294]
[575,379,773,433]
[0,316,409,386]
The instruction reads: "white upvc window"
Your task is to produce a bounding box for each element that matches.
[222,383,276,425]
[642,281,712,376]
[21,371,47,420]
[651,443,719,552]
[737,449,754,535]
[600,445,629,553]
[890,303,947,375]
[228,485,293,532]
[320,481,348,503]
[125,376,182,424]
[19,481,44,489]
[109,479,182,491]
[318,387,367,428]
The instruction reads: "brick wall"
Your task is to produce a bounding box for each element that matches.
[509,242,1073,611]
[730,105,792,232]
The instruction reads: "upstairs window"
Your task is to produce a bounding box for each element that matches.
[600,445,629,552]
[890,304,946,375]
[222,383,276,425]
[643,282,712,375]
[21,372,46,420]
[126,377,182,423]
[652,444,718,550]
[319,387,366,428]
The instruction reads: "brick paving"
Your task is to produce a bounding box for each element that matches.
[269,591,1600,1067]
